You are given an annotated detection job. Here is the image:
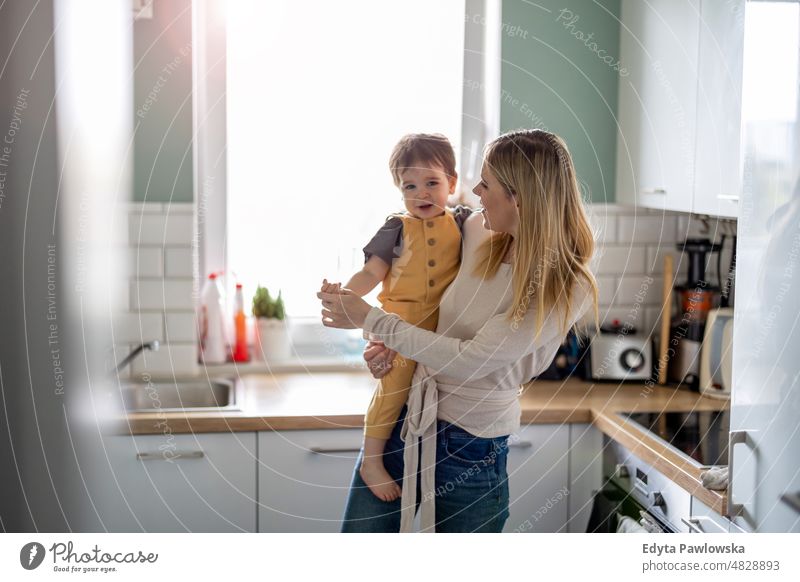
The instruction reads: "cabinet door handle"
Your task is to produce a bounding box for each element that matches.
[780,491,800,514]
[681,517,703,533]
[681,516,727,533]
[640,188,667,195]
[717,194,740,202]
[308,446,362,454]
[727,430,749,518]
[136,450,204,461]
[507,440,533,449]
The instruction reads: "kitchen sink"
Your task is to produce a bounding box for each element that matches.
[119,377,240,413]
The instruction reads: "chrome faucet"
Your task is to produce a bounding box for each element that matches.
[109,340,160,376]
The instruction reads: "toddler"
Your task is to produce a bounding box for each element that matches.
[325,133,472,501]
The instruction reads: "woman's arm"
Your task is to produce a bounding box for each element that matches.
[360,301,576,382]
[319,284,590,381]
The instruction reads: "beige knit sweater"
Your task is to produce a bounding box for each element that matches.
[362,211,594,532]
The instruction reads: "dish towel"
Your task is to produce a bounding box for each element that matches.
[700,466,729,490]
[616,513,648,533]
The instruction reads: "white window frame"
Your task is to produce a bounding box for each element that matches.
[192,0,500,356]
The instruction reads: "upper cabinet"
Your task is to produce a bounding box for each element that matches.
[693,0,745,218]
[616,0,701,213]
[615,0,745,218]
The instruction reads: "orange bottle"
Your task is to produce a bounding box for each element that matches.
[233,283,250,362]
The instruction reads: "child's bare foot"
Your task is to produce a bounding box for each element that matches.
[360,460,401,502]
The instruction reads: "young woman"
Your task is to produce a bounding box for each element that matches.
[319,129,600,532]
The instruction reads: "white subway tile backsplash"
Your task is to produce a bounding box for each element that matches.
[165,313,197,343]
[164,247,193,277]
[646,245,688,279]
[130,343,198,376]
[644,306,667,335]
[121,202,197,379]
[129,213,193,246]
[585,204,706,340]
[164,213,194,244]
[163,203,194,214]
[112,312,163,345]
[128,214,164,245]
[595,275,617,305]
[586,203,633,215]
[589,213,617,244]
[129,247,163,278]
[128,202,164,214]
[118,278,130,313]
[676,214,710,239]
[130,279,194,311]
[591,245,646,275]
[596,306,646,331]
[617,215,678,244]
[614,276,664,307]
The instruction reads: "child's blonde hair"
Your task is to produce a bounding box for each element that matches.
[475,129,600,341]
[389,133,457,186]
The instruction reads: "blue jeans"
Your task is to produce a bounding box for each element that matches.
[341,406,510,532]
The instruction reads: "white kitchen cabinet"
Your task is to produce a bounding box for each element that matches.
[729,517,752,533]
[692,0,745,218]
[102,432,257,532]
[616,0,701,213]
[259,425,575,533]
[258,429,363,532]
[503,424,570,533]
[566,424,603,533]
[688,496,730,533]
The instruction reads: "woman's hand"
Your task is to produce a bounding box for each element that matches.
[363,340,396,379]
[318,279,372,329]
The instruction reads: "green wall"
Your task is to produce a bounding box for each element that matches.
[501,0,621,203]
[133,0,193,202]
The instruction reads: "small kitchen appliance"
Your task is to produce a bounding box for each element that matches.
[588,320,653,381]
[698,307,735,399]
[667,238,723,389]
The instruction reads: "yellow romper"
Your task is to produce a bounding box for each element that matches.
[364,207,463,439]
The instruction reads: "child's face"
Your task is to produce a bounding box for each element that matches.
[397,164,456,219]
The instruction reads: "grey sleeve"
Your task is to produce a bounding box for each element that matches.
[363,215,403,266]
[451,204,475,233]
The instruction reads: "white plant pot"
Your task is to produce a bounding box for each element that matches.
[255,318,292,362]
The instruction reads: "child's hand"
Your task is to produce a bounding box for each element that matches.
[320,278,342,294]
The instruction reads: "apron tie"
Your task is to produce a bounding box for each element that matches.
[399,367,438,533]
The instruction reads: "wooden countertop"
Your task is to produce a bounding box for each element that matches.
[119,371,729,515]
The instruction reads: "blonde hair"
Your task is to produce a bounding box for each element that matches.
[388,133,457,187]
[474,129,600,341]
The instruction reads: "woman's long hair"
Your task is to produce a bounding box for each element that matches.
[474,129,600,341]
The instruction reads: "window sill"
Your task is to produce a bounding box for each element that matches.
[202,355,368,375]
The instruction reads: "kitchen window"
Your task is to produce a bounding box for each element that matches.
[194,0,499,355]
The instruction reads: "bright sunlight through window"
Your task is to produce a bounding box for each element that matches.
[226,0,465,318]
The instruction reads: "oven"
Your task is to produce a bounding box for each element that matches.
[591,437,692,533]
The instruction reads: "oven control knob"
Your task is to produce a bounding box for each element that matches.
[649,491,665,508]
[615,464,629,479]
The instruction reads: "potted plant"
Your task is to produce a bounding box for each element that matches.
[252,285,291,362]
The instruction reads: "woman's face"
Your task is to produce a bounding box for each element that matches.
[472,161,519,235]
